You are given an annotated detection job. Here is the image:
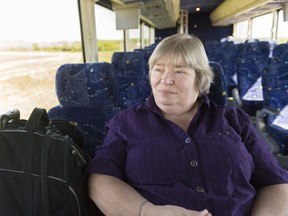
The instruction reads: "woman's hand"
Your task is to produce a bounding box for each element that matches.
[142,202,212,216]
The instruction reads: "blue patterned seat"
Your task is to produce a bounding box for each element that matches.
[256,43,288,155]
[205,40,223,64]
[48,62,120,156]
[111,51,151,108]
[47,57,228,157]
[233,41,271,116]
[220,42,244,96]
[205,41,244,97]
[208,61,227,105]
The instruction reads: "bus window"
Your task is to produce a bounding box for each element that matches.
[251,13,273,40]
[0,0,82,119]
[128,28,141,51]
[234,20,249,42]
[142,23,151,48]
[95,4,124,62]
[277,10,288,43]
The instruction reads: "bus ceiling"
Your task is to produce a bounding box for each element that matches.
[210,0,288,26]
[96,0,288,28]
[77,0,288,62]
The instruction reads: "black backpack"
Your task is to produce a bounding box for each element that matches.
[0,108,103,216]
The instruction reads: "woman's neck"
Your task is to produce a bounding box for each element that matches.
[163,102,199,132]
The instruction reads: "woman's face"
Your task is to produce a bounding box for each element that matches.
[150,60,200,115]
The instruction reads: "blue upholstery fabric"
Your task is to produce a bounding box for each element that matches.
[205,40,223,63]
[237,41,271,116]
[48,55,227,155]
[48,62,120,156]
[55,63,118,107]
[111,51,151,108]
[261,43,288,154]
[49,105,120,155]
[205,41,243,97]
[208,61,227,105]
[220,42,244,96]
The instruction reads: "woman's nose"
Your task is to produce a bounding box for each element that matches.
[161,71,175,85]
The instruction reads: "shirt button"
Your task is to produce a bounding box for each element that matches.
[190,160,198,167]
[196,187,204,192]
[185,137,191,143]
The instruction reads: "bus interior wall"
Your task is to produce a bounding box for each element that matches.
[188,13,233,43]
[155,13,233,43]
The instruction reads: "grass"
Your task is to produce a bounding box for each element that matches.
[98,51,115,63]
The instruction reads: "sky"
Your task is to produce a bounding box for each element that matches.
[0,0,122,42]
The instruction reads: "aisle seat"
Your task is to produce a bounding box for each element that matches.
[232,41,271,116]
[256,43,288,158]
[208,61,227,105]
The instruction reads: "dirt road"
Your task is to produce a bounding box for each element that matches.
[0,51,82,119]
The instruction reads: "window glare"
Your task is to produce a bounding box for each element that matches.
[94,4,124,62]
[234,10,288,43]
[277,10,288,43]
[251,13,273,40]
[129,28,140,51]
[143,24,150,47]
[235,20,249,41]
[94,5,123,40]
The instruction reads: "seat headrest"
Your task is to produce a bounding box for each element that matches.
[55,62,118,108]
[209,61,227,105]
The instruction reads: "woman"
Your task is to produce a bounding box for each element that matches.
[87,33,288,216]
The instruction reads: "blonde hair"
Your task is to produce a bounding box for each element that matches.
[148,33,214,96]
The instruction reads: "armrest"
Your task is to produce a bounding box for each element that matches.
[231,88,243,108]
[276,155,288,170]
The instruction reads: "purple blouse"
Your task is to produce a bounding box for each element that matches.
[87,95,288,216]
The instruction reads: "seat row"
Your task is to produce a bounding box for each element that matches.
[205,40,288,157]
[48,48,227,156]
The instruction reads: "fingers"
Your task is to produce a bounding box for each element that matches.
[200,209,212,216]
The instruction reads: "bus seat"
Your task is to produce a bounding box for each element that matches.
[48,62,120,156]
[205,40,223,63]
[54,62,118,107]
[219,41,243,97]
[143,46,156,61]
[243,41,271,59]
[205,41,242,97]
[235,60,265,116]
[111,51,151,108]
[208,61,227,105]
[47,59,227,155]
[272,42,288,62]
[232,41,271,116]
[256,45,288,156]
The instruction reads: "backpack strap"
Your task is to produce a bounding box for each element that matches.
[25,108,49,132]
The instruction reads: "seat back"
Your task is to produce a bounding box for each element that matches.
[263,43,288,110]
[260,43,288,154]
[236,41,271,116]
[111,51,151,108]
[205,40,244,97]
[48,62,120,156]
[238,41,271,97]
[208,61,227,105]
[220,42,244,96]
[270,43,288,63]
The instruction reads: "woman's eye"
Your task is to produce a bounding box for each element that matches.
[154,68,162,73]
